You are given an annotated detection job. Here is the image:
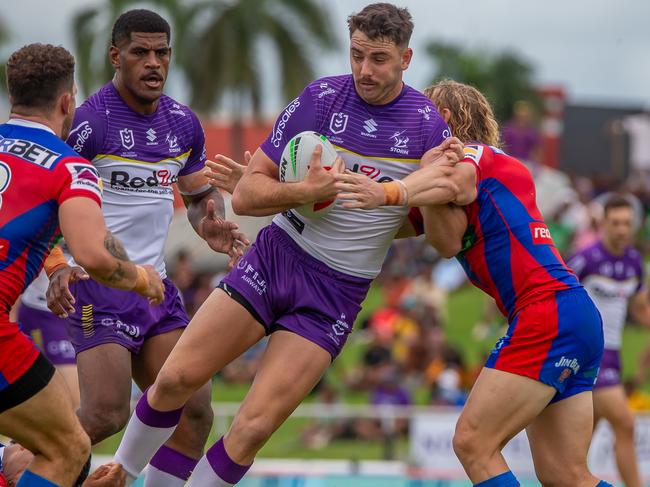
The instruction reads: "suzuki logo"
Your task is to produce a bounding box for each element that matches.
[146,128,157,142]
[363,119,378,133]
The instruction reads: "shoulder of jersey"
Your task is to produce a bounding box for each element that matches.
[308,74,350,100]
[160,93,197,120]
[462,144,485,164]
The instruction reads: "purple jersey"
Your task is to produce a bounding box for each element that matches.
[567,240,644,349]
[260,74,450,278]
[66,82,207,278]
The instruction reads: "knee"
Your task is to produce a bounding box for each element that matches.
[79,401,130,444]
[229,411,276,453]
[452,421,482,465]
[153,366,203,404]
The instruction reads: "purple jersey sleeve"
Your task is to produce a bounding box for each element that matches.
[424,114,451,151]
[179,111,207,176]
[66,105,107,161]
[260,87,317,165]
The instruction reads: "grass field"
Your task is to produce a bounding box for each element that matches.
[94,284,650,459]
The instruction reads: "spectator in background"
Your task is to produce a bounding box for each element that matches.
[501,100,541,164]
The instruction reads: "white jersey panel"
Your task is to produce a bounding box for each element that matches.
[273,150,417,278]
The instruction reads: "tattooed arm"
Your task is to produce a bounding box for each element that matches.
[49,198,164,317]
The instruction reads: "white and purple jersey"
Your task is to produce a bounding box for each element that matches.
[261,75,450,278]
[567,240,644,349]
[66,82,207,278]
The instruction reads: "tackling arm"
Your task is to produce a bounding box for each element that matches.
[59,197,162,302]
[422,204,468,258]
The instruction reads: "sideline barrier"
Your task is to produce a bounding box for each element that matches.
[106,402,650,485]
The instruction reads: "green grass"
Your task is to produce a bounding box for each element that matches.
[93,285,650,458]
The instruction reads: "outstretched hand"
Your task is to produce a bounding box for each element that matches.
[46,266,90,318]
[199,199,250,262]
[204,151,252,194]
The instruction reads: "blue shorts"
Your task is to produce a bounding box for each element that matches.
[486,288,604,403]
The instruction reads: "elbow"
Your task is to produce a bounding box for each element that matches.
[426,236,461,259]
[231,189,249,216]
[437,245,461,259]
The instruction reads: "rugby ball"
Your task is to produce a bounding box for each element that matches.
[279,131,338,218]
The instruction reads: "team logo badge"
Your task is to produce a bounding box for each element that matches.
[119,128,135,150]
[329,112,348,134]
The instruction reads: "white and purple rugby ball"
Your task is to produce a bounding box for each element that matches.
[279,131,338,218]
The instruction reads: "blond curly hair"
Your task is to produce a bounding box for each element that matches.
[423,79,501,147]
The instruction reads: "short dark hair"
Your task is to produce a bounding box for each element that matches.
[6,44,75,110]
[347,3,413,48]
[111,9,171,47]
[604,194,633,217]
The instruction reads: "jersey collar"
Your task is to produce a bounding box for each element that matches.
[6,118,56,135]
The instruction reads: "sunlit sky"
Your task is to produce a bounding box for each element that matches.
[3,0,648,116]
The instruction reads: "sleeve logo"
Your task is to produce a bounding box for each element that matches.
[68,120,93,153]
[66,163,103,197]
[530,222,553,245]
[463,145,484,164]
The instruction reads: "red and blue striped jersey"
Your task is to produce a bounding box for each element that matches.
[457,144,581,320]
[0,120,102,314]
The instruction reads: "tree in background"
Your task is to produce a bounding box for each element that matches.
[184,0,337,154]
[0,17,9,93]
[424,41,540,122]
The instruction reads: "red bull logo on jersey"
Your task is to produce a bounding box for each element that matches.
[530,222,553,245]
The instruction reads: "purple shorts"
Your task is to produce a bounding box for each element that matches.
[594,348,621,389]
[220,224,372,359]
[66,277,188,355]
[18,304,75,366]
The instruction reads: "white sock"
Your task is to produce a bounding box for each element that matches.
[187,456,233,487]
[113,392,183,479]
[144,465,187,487]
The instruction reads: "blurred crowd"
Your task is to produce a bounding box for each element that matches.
[166,102,650,449]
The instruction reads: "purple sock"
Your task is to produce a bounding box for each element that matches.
[205,437,251,484]
[149,445,198,480]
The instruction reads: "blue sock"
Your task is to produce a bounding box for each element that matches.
[474,470,520,487]
[596,482,613,487]
[17,470,60,487]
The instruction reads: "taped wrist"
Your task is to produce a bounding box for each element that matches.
[132,265,151,294]
[44,246,69,278]
[382,180,409,206]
